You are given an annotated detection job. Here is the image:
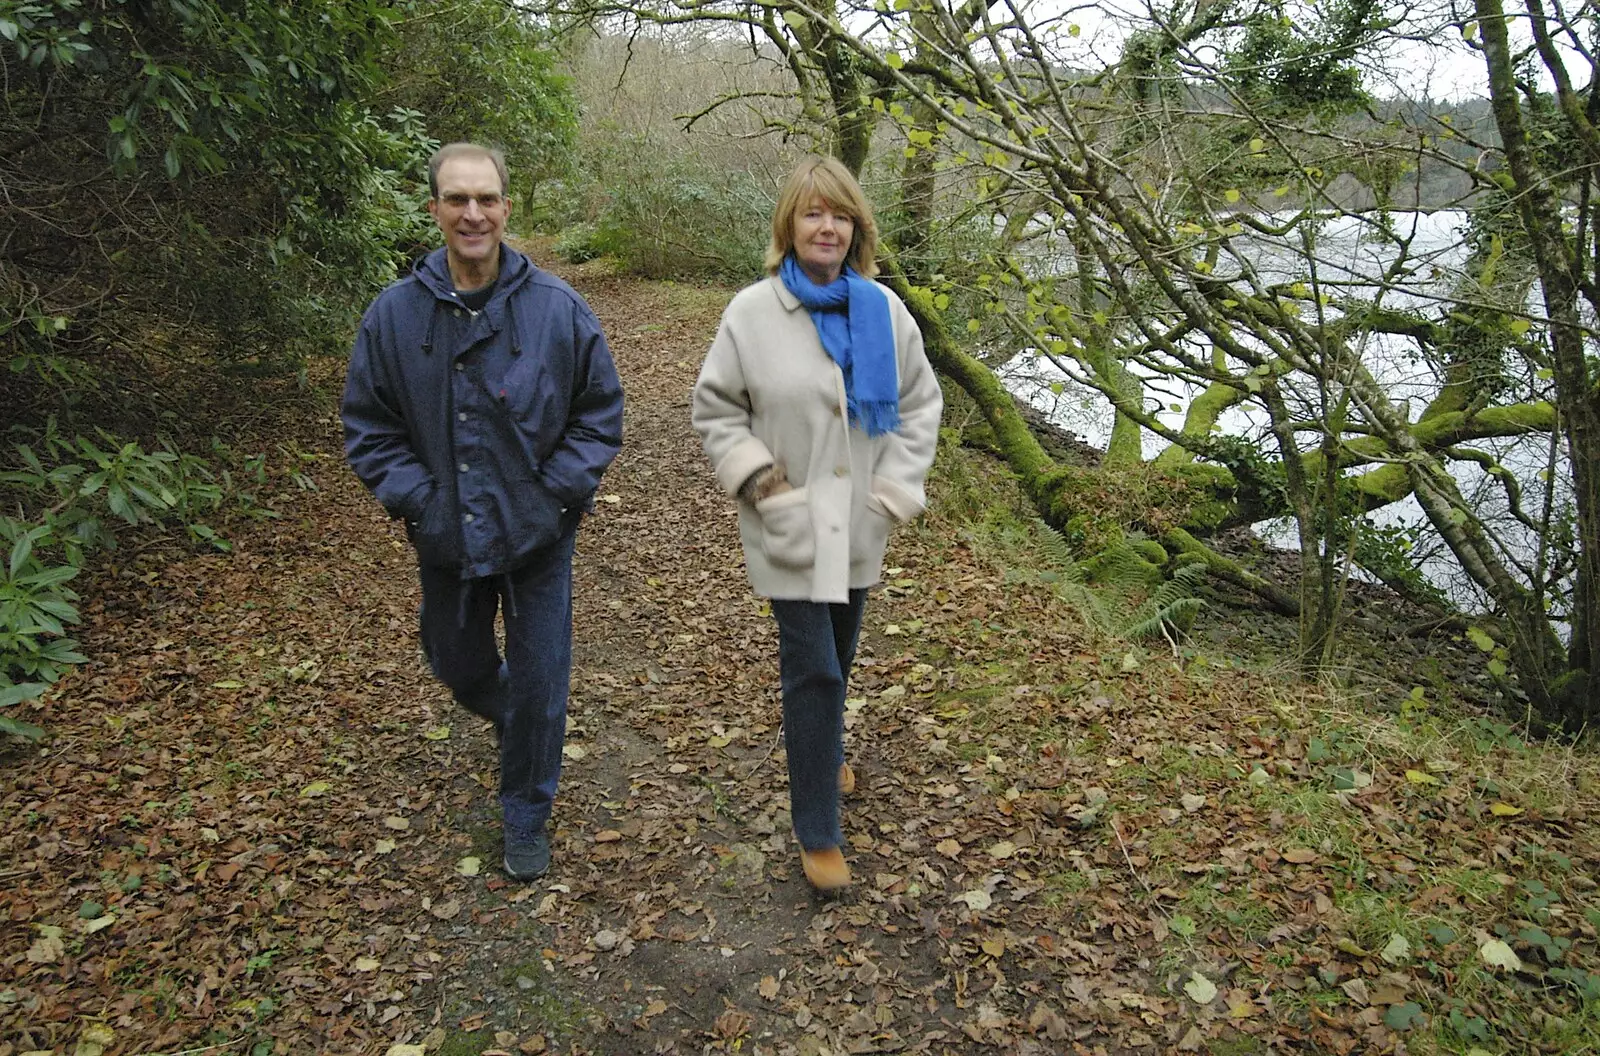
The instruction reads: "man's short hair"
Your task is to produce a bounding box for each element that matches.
[428,143,509,198]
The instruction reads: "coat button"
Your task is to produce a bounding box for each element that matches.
[463,513,475,523]
[458,412,467,421]
[832,405,841,416]
[454,363,464,372]
[834,466,849,477]
[459,463,470,473]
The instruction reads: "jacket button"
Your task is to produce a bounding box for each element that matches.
[463,513,475,523]
[454,363,464,372]
[458,412,467,421]
[834,466,849,477]
[832,405,841,416]
[459,463,470,473]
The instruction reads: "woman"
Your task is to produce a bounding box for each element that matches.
[692,156,943,891]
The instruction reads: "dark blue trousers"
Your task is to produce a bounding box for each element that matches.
[771,589,868,851]
[418,528,575,843]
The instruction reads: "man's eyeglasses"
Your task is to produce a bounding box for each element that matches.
[437,193,505,210]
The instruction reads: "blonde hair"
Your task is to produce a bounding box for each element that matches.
[764,155,880,278]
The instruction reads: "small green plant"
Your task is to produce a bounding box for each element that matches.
[0,421,246,739]
[0,517,84,738]
[1032,519,1204,641]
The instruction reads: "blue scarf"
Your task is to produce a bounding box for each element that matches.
[779,254,901,437]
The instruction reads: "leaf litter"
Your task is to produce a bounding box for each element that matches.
[2,247,1599,1055]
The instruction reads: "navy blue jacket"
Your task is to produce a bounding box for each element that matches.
[342,246,624,578]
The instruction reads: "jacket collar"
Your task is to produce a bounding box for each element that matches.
[414,244,533,305]
[767,274,806,313]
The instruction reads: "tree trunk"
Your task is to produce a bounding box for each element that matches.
[1476,0,1596,721]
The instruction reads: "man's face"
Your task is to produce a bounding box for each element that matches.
[427,156,512,273]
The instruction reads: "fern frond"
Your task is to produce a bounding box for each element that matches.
[1115,562,1207,639]
[1033,517,1079,575]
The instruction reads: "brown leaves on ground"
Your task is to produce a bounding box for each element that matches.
[3,246,1598,1056]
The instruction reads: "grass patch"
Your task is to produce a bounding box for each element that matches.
[434,1030,496,1056]
[1178,884,1287,944]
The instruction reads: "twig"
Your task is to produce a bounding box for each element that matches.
[1159,619,1180,658]
[733,724,784,788]
[1109,814,1166,917]
[134,1038,248,1056]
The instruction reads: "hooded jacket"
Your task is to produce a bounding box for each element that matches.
[692,276,941,603]
[342,245,624,578]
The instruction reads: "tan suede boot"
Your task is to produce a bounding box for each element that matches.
[800,846,851,890]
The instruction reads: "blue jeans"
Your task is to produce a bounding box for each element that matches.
[418,528,575,843]
[771,589,868,851]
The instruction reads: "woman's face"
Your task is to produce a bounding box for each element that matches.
[792,198,855,284]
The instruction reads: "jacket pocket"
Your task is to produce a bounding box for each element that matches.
[756,486,814,570]
[407,485,462,568]
[510,475,566,557]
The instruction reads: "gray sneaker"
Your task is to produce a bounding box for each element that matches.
[503,830,550,881]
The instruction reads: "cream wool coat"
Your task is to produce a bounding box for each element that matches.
[692,275,943,603]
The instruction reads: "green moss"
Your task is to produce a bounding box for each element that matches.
[434,1030,496,1056]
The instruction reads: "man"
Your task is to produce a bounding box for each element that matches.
[341,143,624,880]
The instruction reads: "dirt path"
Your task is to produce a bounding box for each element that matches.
[1,259,1187,1056]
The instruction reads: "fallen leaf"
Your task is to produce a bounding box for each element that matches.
[1180,793,1207,812]
[383,816,410,831]
[562,744,588,760]
[936,839,962,858]
[759,975,780,999]
[422,725,451,741]
[375,839,397,855]
[1479,938,1523,971]
[1405,769,1441,786]
[354,956,380,972]
[28,928,64,960]
[1489,801,1522,816]
[299,781,330,797]
[1027,1003,1070,1040]
[1282,847,1318,864]
[79,1025,115,1046]
[599,493,621,504]
[1380,933,1412,964]
[955,889,992,911]
[519,1036,548,1053]
[457,856,482,876]
[80,914,116,935]
[1184,971,1217,1004]
[429,899,462,920]
[385,1046,425,1056]
[981,936,1005,957]
[594,830,623,843]
[988,841,1016,860]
